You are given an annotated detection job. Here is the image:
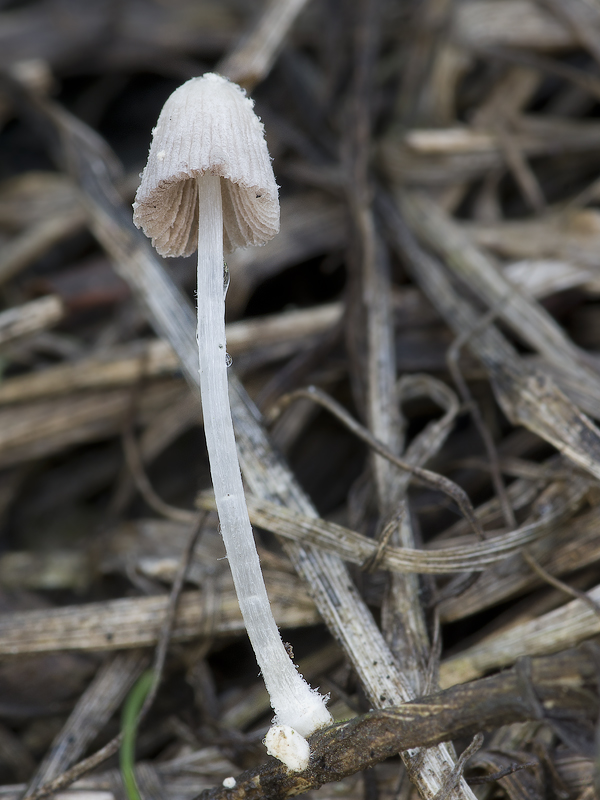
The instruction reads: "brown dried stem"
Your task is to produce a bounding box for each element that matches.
[197,644,598,800]
[269,385,483,540]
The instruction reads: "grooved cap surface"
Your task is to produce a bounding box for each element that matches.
[133,73,279,256]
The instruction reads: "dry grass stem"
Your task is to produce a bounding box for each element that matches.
[3,3,600,799]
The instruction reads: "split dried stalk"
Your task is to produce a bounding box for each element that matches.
[0,304,340,405]
[341,2,475,796]
[453,1,575,51]
[196,488,579,574]
[270,386,483,539]
[199,643,599,800]
[0,577,318,656]
[439,458,563,540]
[218,0,312,90]
[380,116,600,188]
[0,294,63,347]
[463,210,600,269]
[440,583,600,687]
[401,191,597,378]
[439,486,598,621]
[0,381,186,469]
[23,652,149,796]
[379,190,600,484]
[540,0,600,68]
[23,516,206,800]
[0,204,85,286]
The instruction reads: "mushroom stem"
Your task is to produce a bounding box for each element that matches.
[195,173,332,742]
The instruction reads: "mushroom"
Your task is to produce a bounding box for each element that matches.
[132,73,332,758]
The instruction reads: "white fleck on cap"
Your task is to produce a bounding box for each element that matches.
[133,73,279,257]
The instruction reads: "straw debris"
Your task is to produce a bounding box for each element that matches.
[3,2,600,798]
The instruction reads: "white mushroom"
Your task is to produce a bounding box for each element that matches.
[133,73,331,755]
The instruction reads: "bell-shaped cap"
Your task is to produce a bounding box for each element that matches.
[133,73,279,257]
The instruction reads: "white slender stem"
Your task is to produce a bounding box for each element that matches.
[195,173,331,740]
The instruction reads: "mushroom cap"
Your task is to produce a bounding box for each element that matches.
[133,73,279,257]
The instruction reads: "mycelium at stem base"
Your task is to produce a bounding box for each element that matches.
[195,172,332,749]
